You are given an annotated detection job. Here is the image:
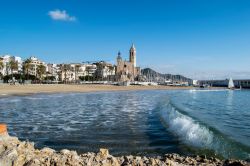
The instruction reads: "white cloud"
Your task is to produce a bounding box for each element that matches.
[48,9,76,22]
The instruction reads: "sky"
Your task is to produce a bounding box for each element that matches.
[1,0,250,80]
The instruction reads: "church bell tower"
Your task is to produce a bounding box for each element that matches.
[129,43,136,67]
[117,51,122,63]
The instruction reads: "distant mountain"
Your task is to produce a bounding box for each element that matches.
[140,68,193,83]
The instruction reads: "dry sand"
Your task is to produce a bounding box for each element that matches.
[0,84,193,96]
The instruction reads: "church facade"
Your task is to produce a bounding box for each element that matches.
[116,44,141,82]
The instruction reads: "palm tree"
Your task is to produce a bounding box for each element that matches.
[37,64,46,82]
[0,58,4,80]
[0,59,3,69]
[9,59,18,81]
[23,59,32,80]
[61,64,71,83]
[75,64,81,83]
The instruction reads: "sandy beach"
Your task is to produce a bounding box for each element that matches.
[0,84,194,96]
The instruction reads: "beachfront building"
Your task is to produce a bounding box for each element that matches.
[0,55,23,76]
[69,63,87,81]
[47,63,61,81]
[116,44,141,82]
[83,64,97,77]
[58,62,116,82]
[59,63,98,82]
[24,56,47,77]
[95,61,116,81]
[59,64,75,82]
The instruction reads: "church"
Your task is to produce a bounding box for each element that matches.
[116,44,141,82]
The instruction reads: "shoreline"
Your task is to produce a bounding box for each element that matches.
[0,134,248,166]
[0,84,226,97]
[0,84,197,97]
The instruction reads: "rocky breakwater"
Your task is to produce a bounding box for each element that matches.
[0,124,249,166]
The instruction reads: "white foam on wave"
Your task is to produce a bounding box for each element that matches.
[44,94,65,98]
[160,101,250,159]
[0,98,21,103]
[62,126,79,131]
[189,89,227,93]
[161,104,214,148]
[24,97,46,100]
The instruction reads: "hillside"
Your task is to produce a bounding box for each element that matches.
[141,68,192,83]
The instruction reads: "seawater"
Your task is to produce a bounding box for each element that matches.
[0,89,249,159]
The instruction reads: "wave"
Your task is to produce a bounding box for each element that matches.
[0,98,21,103]
[24,97,46,100]
[159,100,250,159]
[188,89,228,93]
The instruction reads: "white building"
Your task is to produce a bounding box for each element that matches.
[60,64,75,82]
[95,61,116,80]
[0,55,23,76]
[26,56,47,77]
[47,64,61,81]
[59,63,99,82]
[14,56,22,73]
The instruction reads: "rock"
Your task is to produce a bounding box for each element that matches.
[16,141,35,155]
[200,155,207,159]
[184,157,193,164]
[1,135,250,166]
[99,148,110,159]
[224,159,247,166]
[0,149,18,166]
[122,156,131,165]
[108,156,120,166]
[86,156,95,166]
[149,158,156,165]
[195,155,202,162]
[14,154,27,166]
[24,158,41,166]
[60,149,71,155]
[0,144,5,154]
[40,147,55,155]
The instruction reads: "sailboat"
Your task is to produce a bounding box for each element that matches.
[228,78,235,90]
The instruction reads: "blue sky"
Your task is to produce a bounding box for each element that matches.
[1,0,250,79]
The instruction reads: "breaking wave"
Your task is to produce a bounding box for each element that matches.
[159,99,250,159]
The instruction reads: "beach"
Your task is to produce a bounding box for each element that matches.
[0,84,193,96]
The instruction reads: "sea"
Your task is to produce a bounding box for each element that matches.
[0,89,250,160]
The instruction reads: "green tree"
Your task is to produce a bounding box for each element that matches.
[75,64,81,83]
[45,76,56,81]
[0,59,3,70]
[9,59,18,80]
[37,64,46,81]
[61,64,71,83]
[23,59,32,80]
[0,59,4,79]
